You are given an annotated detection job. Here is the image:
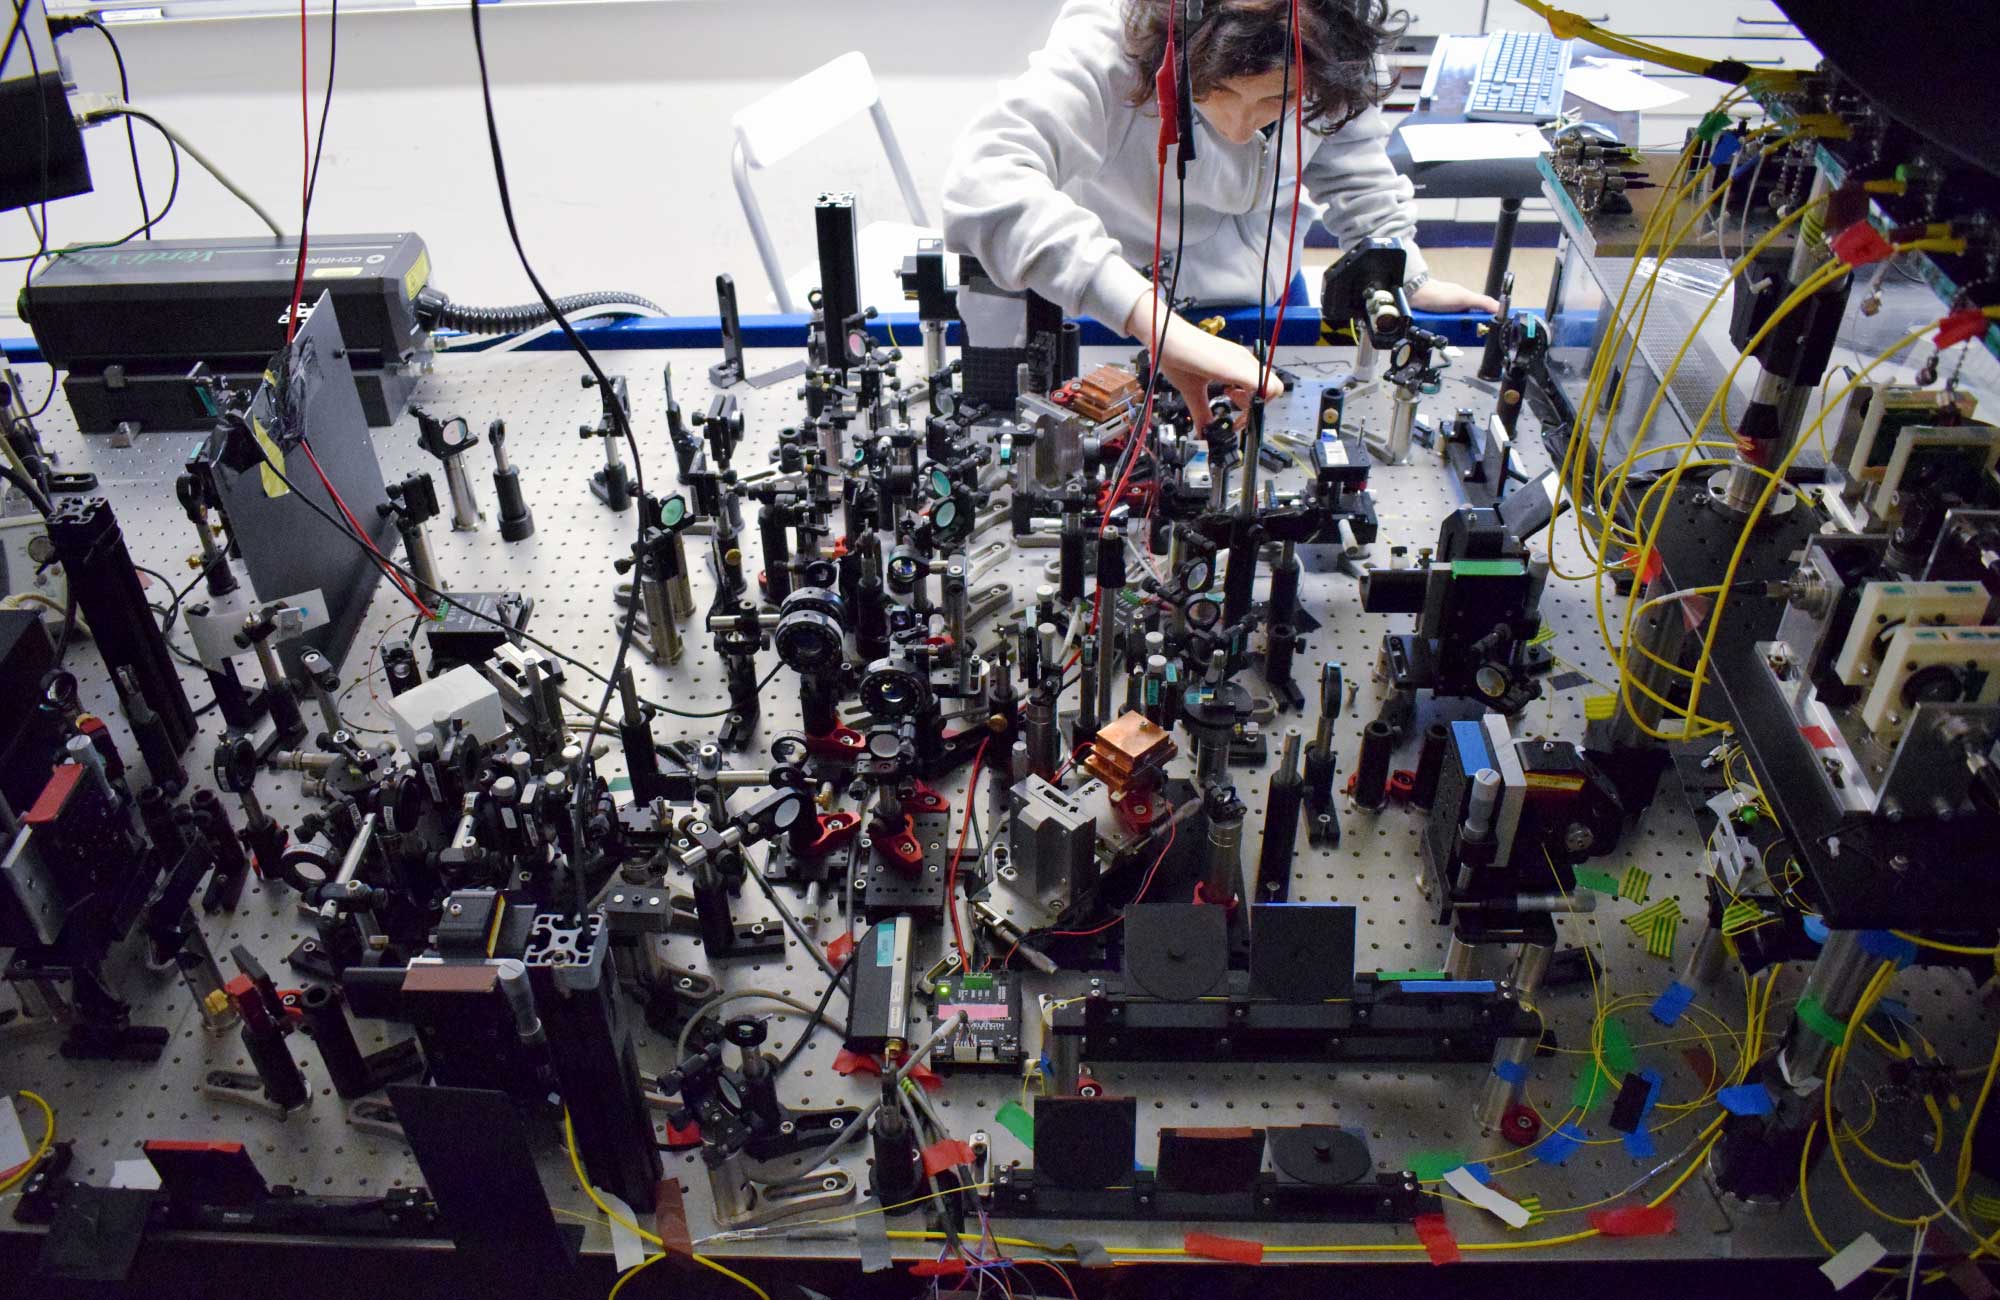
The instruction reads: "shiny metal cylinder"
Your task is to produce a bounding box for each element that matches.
[1682,922,1728,986]
[1037,622,1061,675]
[667,532,695,618]
[1046,1032,1082,1095]
[298,651,343,736]
[1605,576,1689,750]
[64,734,111,801]
[1510,942,1552,1003]
[922,320,947,380]
[1463,768,1502,840]
[1313,661,1340,751]
[1026,695,1059,780]
[1784,166,1834,284]
[1238,414,1262,520]
[1780,929,1873,1085]
[1094,624,1118,725]
[1442,934,1477,980]
[707,1151,754,1226]
[178,919,236,1032]
[443,456,482,531]
[1203,801,1245,903]
[1386,385,1418,464]
[496,958,544,1043]
[1478,1035,1536,1133]
[400,522,440,598]
[250,635,285,692]
[943,561,970,693]
[1195,728,1229,788]
[641,575,683,665]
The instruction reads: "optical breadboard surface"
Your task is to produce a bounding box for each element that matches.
[1,342,1988,1270]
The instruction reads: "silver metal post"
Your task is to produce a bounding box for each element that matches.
[443,455,482,531]
[1779,929,1874,1087]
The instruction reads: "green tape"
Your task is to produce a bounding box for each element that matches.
[995,1100,1035,1148]
[1602,1019,1636,1077]
[1378,970,1450,982]
[1572,1065,1607,1111]
[1696,110,1731,142]
[1795,993,1848,1047]
[1451,559,1526,578]
[1573,868,1620,895]
[608,776,632,793]
[1409,1150,1467,1183]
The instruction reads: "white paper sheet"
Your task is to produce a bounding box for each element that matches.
[1566,64,1687,112]
[109,1160,163,1190]
[1398,122,1550,164]
[596,1189,649,1272]
[1819,1233,1887,1291]
[1443,1166,1532,1228]
[0,1101,29,1174]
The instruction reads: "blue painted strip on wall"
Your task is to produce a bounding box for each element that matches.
[2,305,1504,365]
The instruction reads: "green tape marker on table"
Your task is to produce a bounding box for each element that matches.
[1573,868,1620,895]
[1572,1066,1607,1111]
[1795,993,1848,1046]
[1602,1018,1637,1077]
[1409,1150,1467,1182]
[1378,971,1450,982]
[995,1100,1035,1147]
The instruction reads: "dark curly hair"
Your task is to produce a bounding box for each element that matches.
[1123,0,1408,130]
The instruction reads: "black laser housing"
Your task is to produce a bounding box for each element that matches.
[22,232,433,433]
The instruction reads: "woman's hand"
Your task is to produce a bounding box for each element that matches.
[1409,278,1500,315]
[1123,297,1283,431]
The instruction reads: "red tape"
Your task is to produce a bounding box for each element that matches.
[1682,1045,1719,1094]
[1829,220,1894,267]
[828,1048,941,1091]
[652,1177,694,1260]
[832,1047,879,1078]
[1936,308,1991,350]
[921,1139,978,1178]
[1413,1213,1460,1265]
[1589,1204,1677,1237]
[825,932,855,965]
[1183,1231,1263,1265]
[1153,38,1180,164]
[909,1259,967,1279]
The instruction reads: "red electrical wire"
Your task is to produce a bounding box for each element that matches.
[1024,1260,1080,1300]
[1104,107,1172,537]
[1083,16,1176,641]
[286,0,310,344]
[1047,816,1177,940]
[1256,0,1307,392]
[942,736,990,974]
[298,439,433,617]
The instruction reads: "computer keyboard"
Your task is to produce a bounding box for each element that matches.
[1464,30,1572,124]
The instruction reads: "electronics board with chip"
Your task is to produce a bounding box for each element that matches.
[927,972,1024,1068]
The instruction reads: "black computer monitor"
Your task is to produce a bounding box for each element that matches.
[1,0,93,216]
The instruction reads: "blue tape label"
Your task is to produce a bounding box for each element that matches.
[1717,1084,1775,1116]
[1538,1122,1585,1166]
[1650,981,1695,1027]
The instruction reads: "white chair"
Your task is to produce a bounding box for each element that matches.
[730,51,935,316]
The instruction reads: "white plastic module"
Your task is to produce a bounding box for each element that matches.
[386,663,506,753]
[1832,580,1992,687]
[1861,625,2000,743]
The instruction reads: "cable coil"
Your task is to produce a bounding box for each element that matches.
[414,288,664,336]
